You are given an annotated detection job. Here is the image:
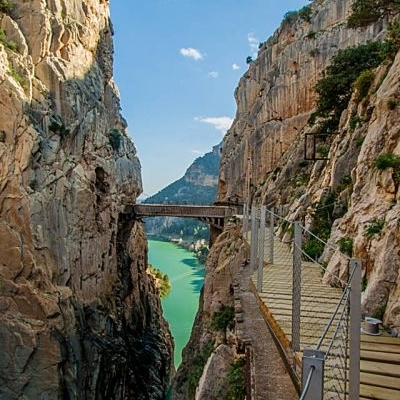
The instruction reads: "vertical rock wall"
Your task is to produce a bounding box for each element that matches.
[0,1,172,398]
[218,0,400,332]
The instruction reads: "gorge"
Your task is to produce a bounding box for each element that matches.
[1,0,400,399]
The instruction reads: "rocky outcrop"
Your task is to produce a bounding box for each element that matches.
[171,222,249,400]
[218,0,400,332]
[0,1,172,398]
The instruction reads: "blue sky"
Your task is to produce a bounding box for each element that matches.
[110,0,308,197]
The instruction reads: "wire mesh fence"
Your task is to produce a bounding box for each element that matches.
[246,205,361,400]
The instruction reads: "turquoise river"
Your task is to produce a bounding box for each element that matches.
[148,239,205,367]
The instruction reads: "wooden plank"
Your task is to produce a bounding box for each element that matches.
[361,350,400,364]
[361,334,400,345]
[360,372,400,390]
[360,360,400,377]
[361,341,400,354]
[360,383,400,400]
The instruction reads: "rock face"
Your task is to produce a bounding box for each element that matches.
[218,0,400,332]
[0,1,172,399]
[171,223,249,400]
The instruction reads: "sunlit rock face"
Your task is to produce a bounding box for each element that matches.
[0,1,172,398]
[218,0,400,332]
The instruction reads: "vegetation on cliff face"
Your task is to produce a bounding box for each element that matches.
[347,0,400,28]
[311,41,385,133]
[147,264,172,298]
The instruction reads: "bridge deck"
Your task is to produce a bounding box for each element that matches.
[249,236,400,400]
[133,204,239,218]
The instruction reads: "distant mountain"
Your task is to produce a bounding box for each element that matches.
[143,143,221,240]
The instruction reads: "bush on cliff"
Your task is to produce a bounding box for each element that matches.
[347,0,400,28]
[209,305,235,332]
[0,0,13,14]
[313,41,385,133]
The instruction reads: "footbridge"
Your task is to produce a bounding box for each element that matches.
[132,203,243,230]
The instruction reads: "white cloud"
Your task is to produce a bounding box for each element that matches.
[232,63,240,70]
[208,71,218,78]
[180,47,203,60]
[195,116,234,133]
[191,149,204,155]
[248,33,259,58]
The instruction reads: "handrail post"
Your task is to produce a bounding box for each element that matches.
[292,221,302,353]
[257,206,266,292]
[301,349,325,400]
[268,211,274,263]
[243,203,248,239]
[250,205,258,274]
[349,259,361,400]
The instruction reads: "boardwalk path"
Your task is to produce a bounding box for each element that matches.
[236,266,298,400]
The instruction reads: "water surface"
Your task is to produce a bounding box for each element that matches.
[148,240,204,367]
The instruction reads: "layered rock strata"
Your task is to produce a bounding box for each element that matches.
[218,0,400,331]
[0,1,172,398]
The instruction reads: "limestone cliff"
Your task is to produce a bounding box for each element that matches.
[218,0,400,332]
[171,222,249,400]
[0,1,172,399]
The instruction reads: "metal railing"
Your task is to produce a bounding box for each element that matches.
[243,205,361,400]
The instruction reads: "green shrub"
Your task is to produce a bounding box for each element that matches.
[314,41,385,133]
[349,114,363,131]
[365,218,385,239]
[347,0,400,28]
[0,0,13,14]
[226,358,246,400]
[147,264,171,298]
[382,18,400,59]
[338,237,354,257]
[307,30,317,39]
[209,305,235,331]
[109,128,122,151]
[316,145,329,158]
[355,136,365,147]
[188,341,214,398]
[302,192,336,260]
[9,67,27,88]
[353,69,375,101]
[299,5,312,22]
[49,118,70,137]
[309,48,320,57]
[375,153,400,169]
[302,237,325,260]
[0,28,17,51]
[283,10,298,24]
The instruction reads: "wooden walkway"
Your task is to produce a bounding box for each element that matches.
[131,204,242,229]
[250,238,400,400]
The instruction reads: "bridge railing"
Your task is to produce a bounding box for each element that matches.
[245,205,361,400]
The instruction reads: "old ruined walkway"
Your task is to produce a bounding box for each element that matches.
[235,266,298,400]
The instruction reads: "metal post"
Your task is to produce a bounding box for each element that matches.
[268,211,274,264]
[250,206,258,274]
[301,349,325,400]
[243,203,248,238]
[349,259,361,400]
[292,221,302,353]
[257,206,266,292]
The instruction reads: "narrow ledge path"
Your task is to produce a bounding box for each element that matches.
[236,266,298,400]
